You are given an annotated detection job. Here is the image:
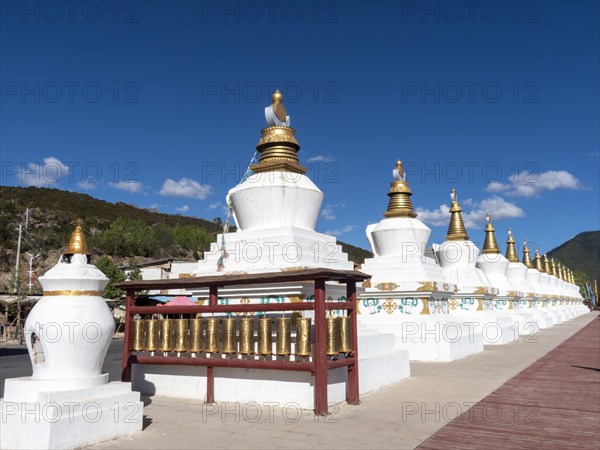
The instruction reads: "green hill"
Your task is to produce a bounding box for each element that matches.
[547,230,600,283]
[0,186,372,291]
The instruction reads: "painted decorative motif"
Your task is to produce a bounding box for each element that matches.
[429,298,449,314]
[417,281,438,292]
[448,299,460,311]
[375,282,398,291]
[382,299,397,314]
[457,298,480,312]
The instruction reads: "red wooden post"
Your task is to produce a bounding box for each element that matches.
[346,281,359,405]
[314,278,328,415]
[121,289,135,382]
[206,285,218,404]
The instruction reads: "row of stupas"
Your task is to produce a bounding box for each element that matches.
[2,91,587,449]
[359,161,586,360]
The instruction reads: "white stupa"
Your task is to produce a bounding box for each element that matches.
[501,229,552,331]
[435,189,498,311]
[196,90,352,277]
[521,240,557,327]
[475,213,519,307]
[133,92,410,407]
[0,220,143,449]
[358,162,482,361]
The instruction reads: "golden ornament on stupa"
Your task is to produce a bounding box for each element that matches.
[383,160,417,218]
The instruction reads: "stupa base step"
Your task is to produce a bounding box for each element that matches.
[358,319,484,362]
[0,380,143,450]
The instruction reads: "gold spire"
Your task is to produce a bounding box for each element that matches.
[522,239,533,268]
[446,189,469,241]
[482,213,500,254]
[250,90,307,175]
[505,228,519,262]
[67,218,89,255]
[543,254,552,274]
[569,269,575,284]
[383,160,417,218]
[534,249,544,272]
[558,264,565,280]
[551,258,558,276]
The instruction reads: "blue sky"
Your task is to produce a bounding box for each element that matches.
[1,0,599,254]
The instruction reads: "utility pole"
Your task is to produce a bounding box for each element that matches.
[13,224,22,293]
[25,207,29,229]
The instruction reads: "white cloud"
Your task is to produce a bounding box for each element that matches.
[209,201,229,215]
[325,225,357,236]
[176,205,190,213]
[307,155,334,163]
[486,170,582,197]
[160,177,213,200]
[18,157,69,187]
[108,181,144,194]
[586,152,600,157]
[77,180,96,190]
[321,207,335,220]
[416,196,525,229]
[320,202,346,221]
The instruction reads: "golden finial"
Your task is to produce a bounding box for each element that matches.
[522,239,533,268]
[543,253,552,274]
[505,228,519,262]
[384,160,417,218]
[551,258,558,276]
[569,269,575,284]
[534,249,544,272]
[271,90,287,123]
[558,263,565,280]
[482,213,500,254]
[251,90,306,175]
[446,188,469,241]
[67,218,89,255]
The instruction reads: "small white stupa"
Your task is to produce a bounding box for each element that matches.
[0,220,143,449]
[435,190,498,309]
[475,213,518,308]
[502,229,551,332]
[521,240,556,327]
[359,162,483,362]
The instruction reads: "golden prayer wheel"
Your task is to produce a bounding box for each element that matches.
[145,319,159,352]
[338,317,352,353]
[326,317,340,356]
[221,318,237,354]
[239,318,255,354]
[205,318,219,353]
[174,318,189,352]
[257,318,273,355]
[295,317,312,356]
[275,318,291,355]
[188,319,204,353]
[159,319,174,352]
[131,319,145,351]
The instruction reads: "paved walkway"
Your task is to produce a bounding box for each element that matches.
[91,312,599,450]
[419,315,600,449]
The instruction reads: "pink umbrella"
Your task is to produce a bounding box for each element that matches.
[158,296,197,306]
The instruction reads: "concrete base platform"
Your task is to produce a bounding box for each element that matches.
[0,380,143,449]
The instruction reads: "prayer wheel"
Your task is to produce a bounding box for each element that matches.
[326,317,340,356]
[295,317,312,356]
[221,318,237,354]
[174,318,189,352]
[145,319,159,352]
[257,318,272,355]
[275,318,291,355]
[205,318,219,353]
[338,316,352,353]
[159,319,174,352]
[188,319,204,353]
[131,319,145,351]
[239,318,255,355]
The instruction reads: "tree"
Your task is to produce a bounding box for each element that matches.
[95,255,125,299]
